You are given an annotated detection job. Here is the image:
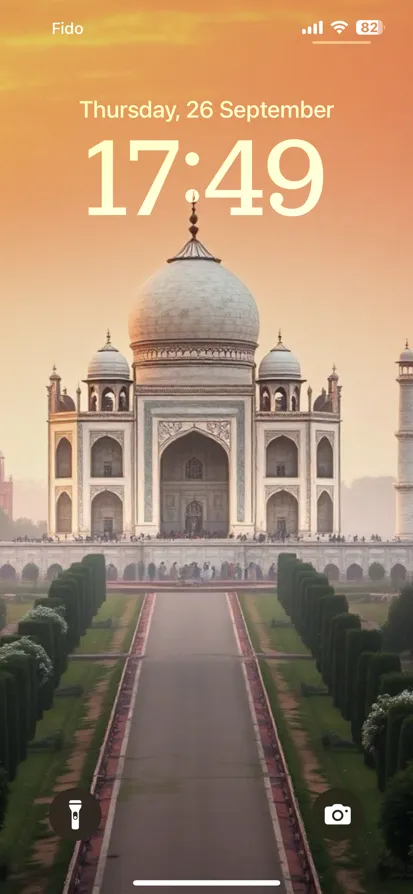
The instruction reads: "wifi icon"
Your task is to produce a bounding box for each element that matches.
[330,20,348,34]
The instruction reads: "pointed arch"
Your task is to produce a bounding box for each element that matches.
[160,430,228,535]
[317,490,333,533]
[266,490,298,535]
[266,436,298,477]
[101,388,115,411]
[46,563,63,581]
[118,387,129,411]
[91,436,123,477]
[317,437,333,478]
[346,563,363,581]
[56,491,72,534]
[91,490,123,536]
[55,437,72,478]
[324,563,339,581]
[390,563,407,586]
[274,387,287,411]
[0,564,16,581]
[22,562,39,582]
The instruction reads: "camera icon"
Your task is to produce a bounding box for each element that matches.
[324,804,351,825]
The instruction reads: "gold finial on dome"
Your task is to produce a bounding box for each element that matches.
[188,194,199,241]
[106,329,111,345]
[278,330,282,344]
[406,338,409,349]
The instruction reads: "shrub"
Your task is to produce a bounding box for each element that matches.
[0,650,33,760]
[319,594,348,683]
[49,578,81,650]
[386,702,413,784]
[330,614,361,711]
[398,714,413,771]
[365,653,401,714]
[277,553,297,613]
[0,767,8,832]
[378,672,413,699]
[0,676,9,777]
[351,652,378,746]
[379,761,413,863]
[0,671,19,779]
[343,629,382,722]
[383,585,413,653]
[0,600,6,632]
[82,553,106,609]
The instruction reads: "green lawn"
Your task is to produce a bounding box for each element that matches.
[242,592,310,654]
[75,593,143,653]
[241,592,411,894]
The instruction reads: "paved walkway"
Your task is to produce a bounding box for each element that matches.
[99,590,287,891]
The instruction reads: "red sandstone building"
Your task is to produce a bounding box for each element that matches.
[0,452,13,520]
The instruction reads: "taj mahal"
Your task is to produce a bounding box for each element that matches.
[2,207,412,582]
[46,206,343,542]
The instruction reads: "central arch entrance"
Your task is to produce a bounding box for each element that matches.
[160,431,229,536]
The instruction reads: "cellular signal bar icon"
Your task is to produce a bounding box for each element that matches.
[302,21,323,35]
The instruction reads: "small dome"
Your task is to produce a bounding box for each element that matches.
[258,333,301,380]
[399,340,413,363]
[58,390,76,411]
[87,332,130,381]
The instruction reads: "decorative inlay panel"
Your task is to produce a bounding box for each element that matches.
[144,401,245,523]
[158,421,183,446]
[77,424,83,528]
[316,430,335,446]
[134,343,255,364]
[55,432,72,447]
[265,484,299,501]
[317,485,334,500]
[55,485,72,499]
[90,430,124,448]
[264,430,300,448]
[90,485,124,502]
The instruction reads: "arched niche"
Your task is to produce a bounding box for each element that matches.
[390,563,407,586]
[160,430,229,536]
[101,388,115,411]
[317,437,333,478]
[260,388,271,411]
[91,436,123,477]
[266,436,298,477]
[106,563,118,580]
[91,490,123,536]
[22,562,39,582]
[266,490,298,535]
[368,562,385,581]
[46,563,63,581]
[317,491,333,533]
[324,563,339,581]
[346,563,363,581]
[291,387,300,411]
[56,491,72,534]
[118,387,129,411]
[274,387,287,411]
[0,564,16,580]
[55,437,72,478]
[89,388,99,411]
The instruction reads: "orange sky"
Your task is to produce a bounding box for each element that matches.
[0,0,410,484]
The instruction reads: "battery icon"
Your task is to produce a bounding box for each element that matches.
[356,20,384,35]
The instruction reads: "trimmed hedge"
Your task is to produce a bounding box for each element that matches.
[0,654,32,762]
[319,594,348,683]
[385,702,413,784]
[378,671,413,699]
[330,613,361,710]
[351,651,379,746]
[379,761,413,863]
[398,713,413,771]
[365,653,401,714]
[343,628,382,722]
[0,671,19,779]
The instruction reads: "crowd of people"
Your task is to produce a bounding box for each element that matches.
[0,530,395,544]
[119,560,277,582]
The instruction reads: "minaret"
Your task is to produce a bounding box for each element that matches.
[395,340,413,539]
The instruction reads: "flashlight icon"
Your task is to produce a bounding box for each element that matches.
[68,799,82,831]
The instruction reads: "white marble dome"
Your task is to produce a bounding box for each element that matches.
[87,333,130,381]
[399,342,413,364]
[128,241,259,348]
[258,335,301,380]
